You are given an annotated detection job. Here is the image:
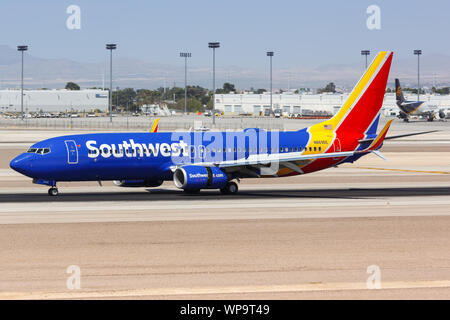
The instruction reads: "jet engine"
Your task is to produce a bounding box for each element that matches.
[397,111,408,119]
[173,165,228,191]
[113,179,163,188]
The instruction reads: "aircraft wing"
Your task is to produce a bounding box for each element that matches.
[384,130,439,140]
[359,130,438,143]
[170,150,356,176]
[213,150,355,169]
[172,121,393,174]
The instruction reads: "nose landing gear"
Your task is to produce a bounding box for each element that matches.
[48,187,59,196]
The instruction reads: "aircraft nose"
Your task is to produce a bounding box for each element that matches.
[10,153,34,176]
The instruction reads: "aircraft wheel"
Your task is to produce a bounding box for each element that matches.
[48,187,59,196]
[403,118,409,122]
[220,181,238,195]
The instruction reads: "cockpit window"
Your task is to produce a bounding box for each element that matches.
[27,148,51,155]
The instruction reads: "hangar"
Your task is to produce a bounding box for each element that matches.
[214,92,450,116]
[0,89,109,113]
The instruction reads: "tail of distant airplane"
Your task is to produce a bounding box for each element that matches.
[310,51,393,140]
[150,118,160,133]
[394,78,425,118]
[395,78,405,105]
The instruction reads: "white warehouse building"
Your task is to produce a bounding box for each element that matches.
[0,89,109,113]
[214,92,450,116]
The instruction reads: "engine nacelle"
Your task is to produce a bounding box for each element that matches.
[439,110,446,119]
[113,179,163,188]
[397,111,408,119]
[173,166,228,190]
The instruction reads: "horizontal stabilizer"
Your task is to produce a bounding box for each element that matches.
[358,119,393,152]
[371,150,387,161]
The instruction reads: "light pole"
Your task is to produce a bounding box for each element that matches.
[361,50,370,69]
[116,86,119,113]
[180,52,191,114]
[208,42,220,125]
[126,99,129,130]
[106,43,117,123]
[414,49,422,101]
[17,45,28,120]
[267,51,274,112]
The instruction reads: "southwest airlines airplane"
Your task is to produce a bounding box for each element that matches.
[9,51,430,196]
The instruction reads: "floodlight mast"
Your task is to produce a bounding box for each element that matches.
[17,45,28,120]
[106,44,117,123]
[180,52,191,114]
[208,42,220,125]
[414,49,422,101]
[267,51,274,111]
[361,50,370,69]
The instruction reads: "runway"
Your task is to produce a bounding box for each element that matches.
[0,126,450,299]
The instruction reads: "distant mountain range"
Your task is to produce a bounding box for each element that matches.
[0,45,448,90]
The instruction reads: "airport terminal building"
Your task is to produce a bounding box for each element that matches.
[0,89,109,114]
[214,92,450,116]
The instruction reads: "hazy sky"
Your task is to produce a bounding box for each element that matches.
[2,0,449,68]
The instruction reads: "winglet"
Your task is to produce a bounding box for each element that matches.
[150,118,160,133]
[365,119,394,151]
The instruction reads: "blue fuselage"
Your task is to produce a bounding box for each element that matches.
[10,129,321,182]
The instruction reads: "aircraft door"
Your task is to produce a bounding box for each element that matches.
[65,140,79,164]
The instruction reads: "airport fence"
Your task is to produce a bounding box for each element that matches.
[0,116,285,131]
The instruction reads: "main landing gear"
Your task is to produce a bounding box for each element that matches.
[220,181,238,195]
[48,187,59,196]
